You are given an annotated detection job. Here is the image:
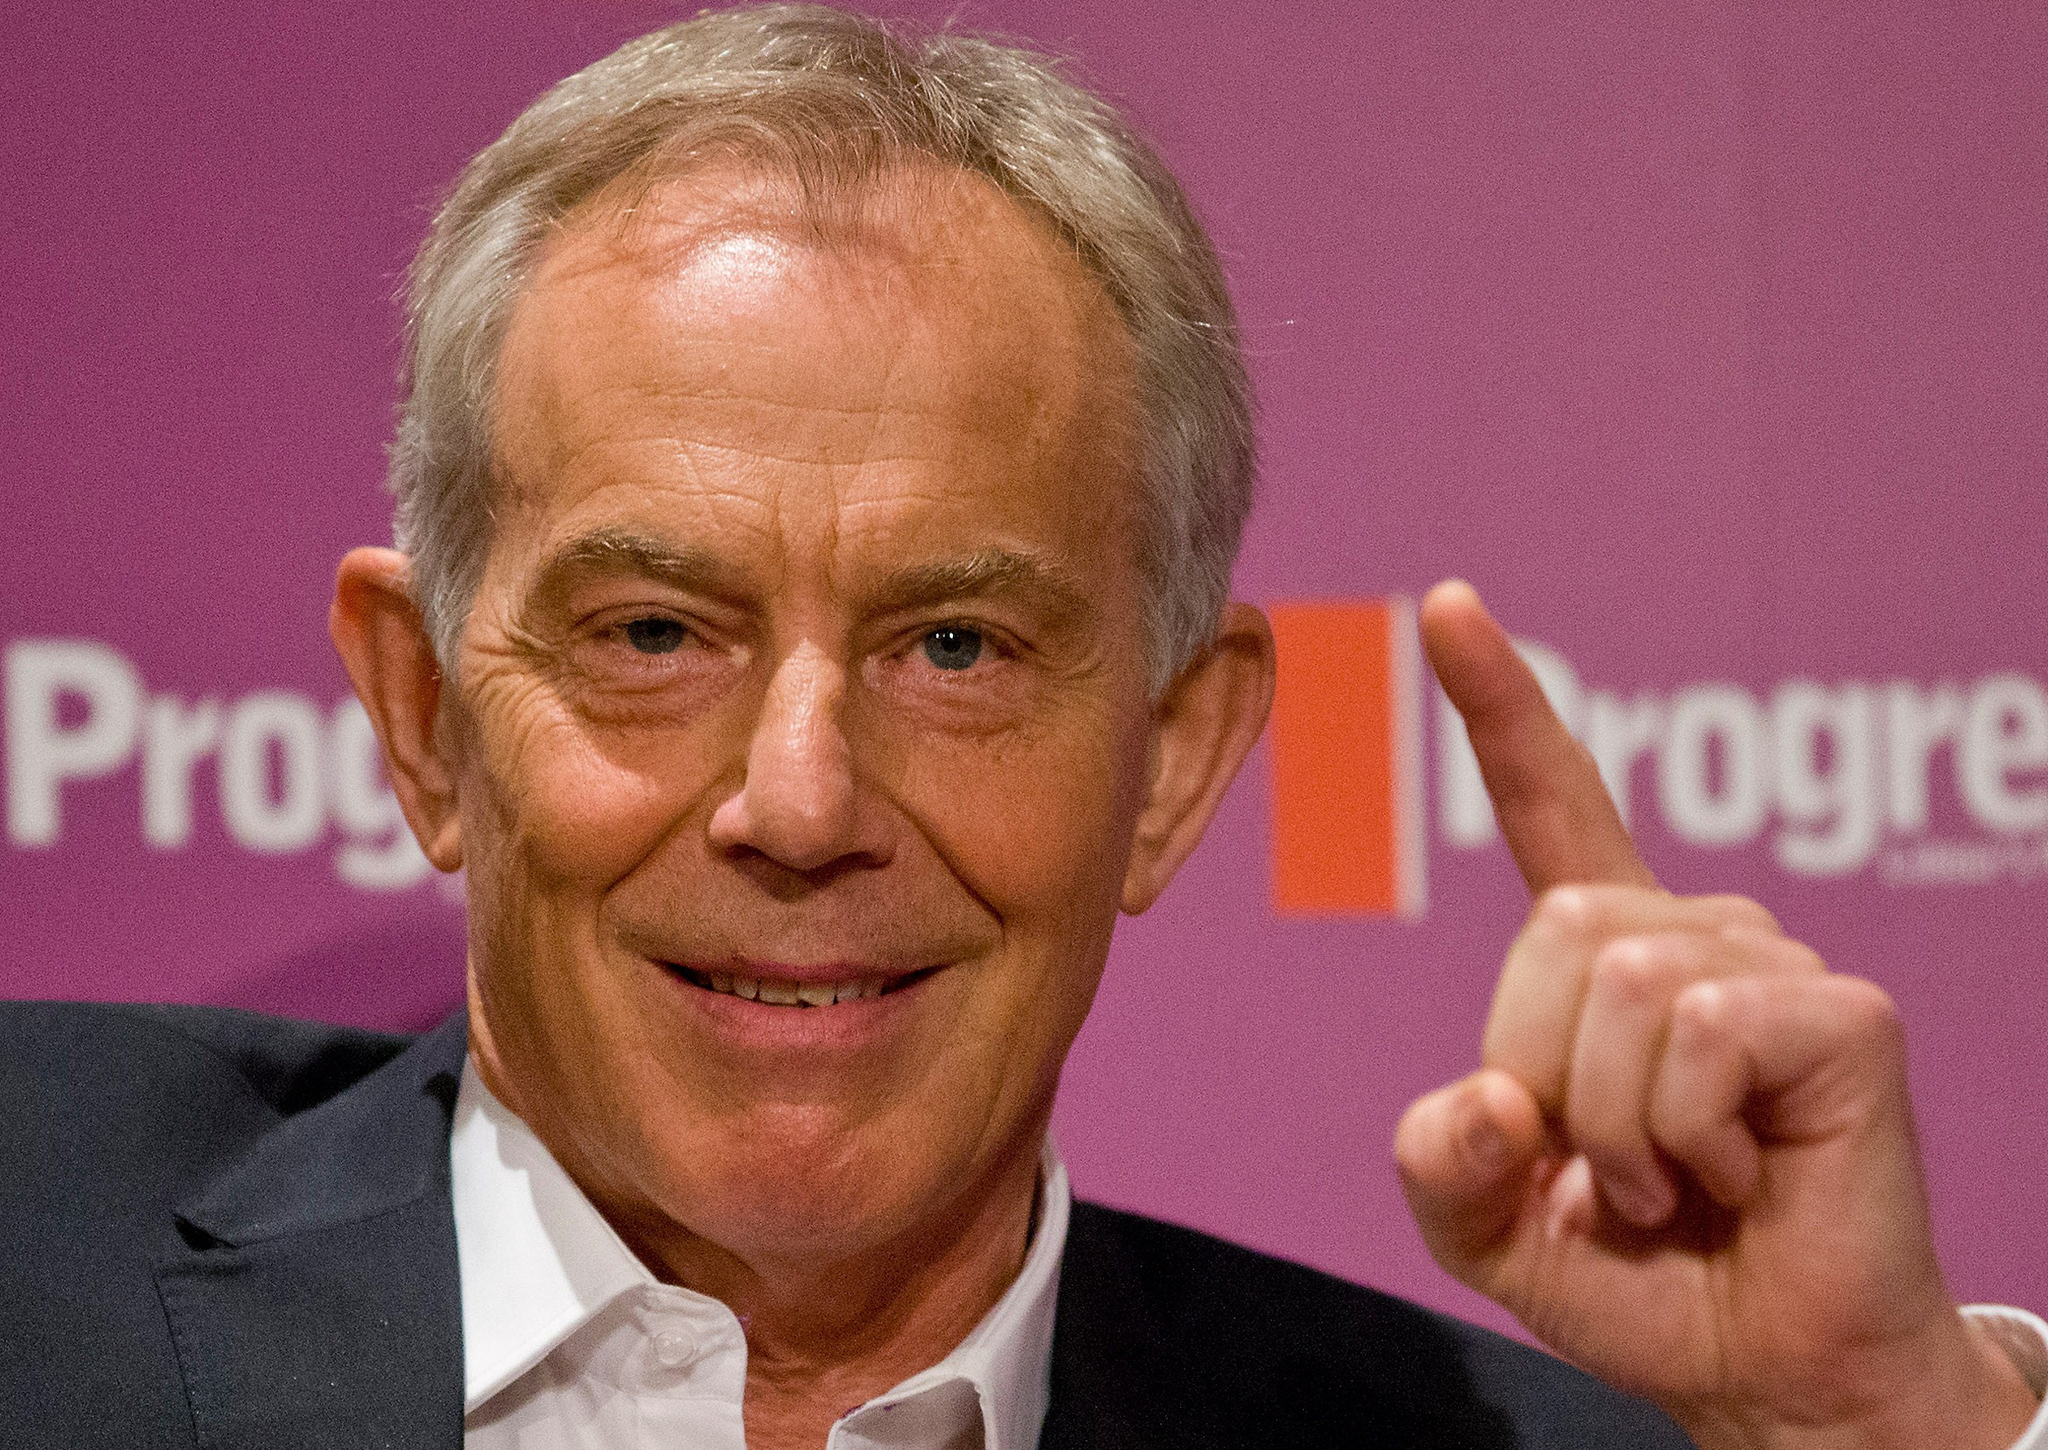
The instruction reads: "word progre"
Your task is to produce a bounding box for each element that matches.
[5,640,432,889]
[1441,643,2048,878]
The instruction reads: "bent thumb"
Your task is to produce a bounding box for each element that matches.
[1393,1068,1547,1281]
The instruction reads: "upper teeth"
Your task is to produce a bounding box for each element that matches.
[707,972,887,1006]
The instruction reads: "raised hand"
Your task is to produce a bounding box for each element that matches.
[1393,581,2039,1450]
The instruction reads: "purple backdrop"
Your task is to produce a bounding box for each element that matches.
[3,0,2042,1341]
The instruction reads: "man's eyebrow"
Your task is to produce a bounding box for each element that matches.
[524,532,1091,624]
[870,549,1093,623]
[526,528,743,603]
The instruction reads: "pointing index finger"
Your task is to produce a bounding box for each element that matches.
[1421,580,1656,895]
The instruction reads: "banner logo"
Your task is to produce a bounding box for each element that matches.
[1269,600,2048,916]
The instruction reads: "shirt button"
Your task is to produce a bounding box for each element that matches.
[651,1328,701,1370]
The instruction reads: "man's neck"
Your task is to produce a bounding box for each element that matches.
[605,1143,1043,1450]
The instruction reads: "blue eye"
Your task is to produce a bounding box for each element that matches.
[922,626,983,671]
[623,617,687,655]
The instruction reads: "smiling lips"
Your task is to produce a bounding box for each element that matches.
[672,964,924,1007]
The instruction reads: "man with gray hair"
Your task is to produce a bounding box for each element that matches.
[3,6,2043,1448]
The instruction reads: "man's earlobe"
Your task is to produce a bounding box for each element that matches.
[329,548,464,872]
[1120,603,1276,914]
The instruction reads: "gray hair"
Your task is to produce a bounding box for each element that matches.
[389,2,1253,692]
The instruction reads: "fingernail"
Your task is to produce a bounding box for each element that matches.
[1460,1105,1508,1175]
[1546,1156,1596,1241]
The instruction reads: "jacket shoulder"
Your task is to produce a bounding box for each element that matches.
[1,999,411,1108]
[1052,1201,1695,1449]
[0,1003,428,1450]
[0,1001,414,1218]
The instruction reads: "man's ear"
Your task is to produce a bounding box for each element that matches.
[329,547,464,872]
[1121,602,1276,914]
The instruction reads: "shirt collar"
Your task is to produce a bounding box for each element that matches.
[451,1058,653,1410]
[451,1056,1069,1450]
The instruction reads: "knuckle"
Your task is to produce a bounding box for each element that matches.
[1531,884,1596,937]
[1590,939,1673,1005]
[1830,976,1904,1047]
[1772,939,1829,976]
[1715,923,1827,976]
[1703,893,1782,933]
[1530,882,1647,939]
[1670,978,1736,1040]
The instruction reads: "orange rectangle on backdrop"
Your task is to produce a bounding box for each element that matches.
[1268,600,1401,915]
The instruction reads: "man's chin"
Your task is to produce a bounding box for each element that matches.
[635,1128,990,1274]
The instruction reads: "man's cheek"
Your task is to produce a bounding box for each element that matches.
[907,740,1133,911]
[478,709,710,882]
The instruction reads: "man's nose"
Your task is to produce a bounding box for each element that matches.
[707,641,882,873]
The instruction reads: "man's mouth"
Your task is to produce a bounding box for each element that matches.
[669,964,932,1007]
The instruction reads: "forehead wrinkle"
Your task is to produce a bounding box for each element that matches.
[513,319,1043,483]
[673,435,986,474]
[493,439,723,553]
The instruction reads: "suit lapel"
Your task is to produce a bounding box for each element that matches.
[1038,1204,1221,1450]
[153,1012,469,1450]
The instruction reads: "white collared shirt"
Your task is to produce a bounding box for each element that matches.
[453,1059,1065,1450]
[451,1056,2048,1450]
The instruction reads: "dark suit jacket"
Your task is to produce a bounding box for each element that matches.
[0,1001,1693,1448]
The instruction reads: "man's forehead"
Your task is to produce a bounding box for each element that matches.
[546,158,1063,288]
[485,157,1141,547]
[496,159,1132,424]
